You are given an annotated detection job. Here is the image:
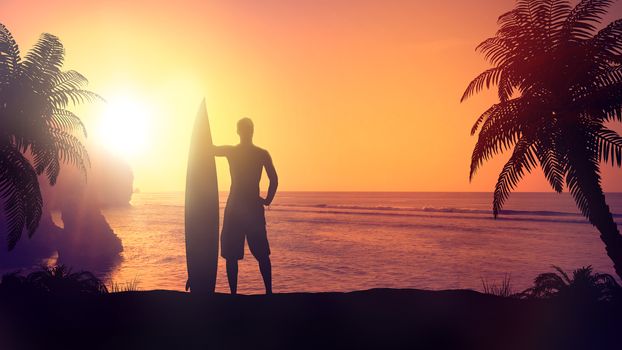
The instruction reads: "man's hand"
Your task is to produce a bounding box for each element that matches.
[260,197,271,206]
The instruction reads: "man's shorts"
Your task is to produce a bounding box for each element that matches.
[220,200,271,260]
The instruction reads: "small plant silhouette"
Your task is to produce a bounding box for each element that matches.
[481,274,515,297]
[109,277,141,293]
[522,265,620,302]
[0,265,108,296]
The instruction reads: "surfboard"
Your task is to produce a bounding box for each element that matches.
[184,99,219,293]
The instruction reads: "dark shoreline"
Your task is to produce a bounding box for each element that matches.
[1,288,620,350]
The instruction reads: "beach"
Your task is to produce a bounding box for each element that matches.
[2,288,620,349]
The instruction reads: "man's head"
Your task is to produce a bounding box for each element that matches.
[237,117,254,143]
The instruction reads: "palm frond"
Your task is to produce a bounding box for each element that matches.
[497,69,515,102]
[51,70,88,92]
[0,145,42,250]
[0,23,20,80]
[516,0,553,37]
[43,151,61,185]
[469,97,539,179]
[537,144,566,192]
[590,19,622,60]
[594,127,622,167]
[577,81,622,122]
[461,67,503,102]
[470,126,522,181]
[561,0,615,41]
[31,141,55,174]
[27,122,89,184]
[476,36,513,67]
[49,108,88,137]
[553,265,573,284]
[528,271,568,297]
[542,0,573,33]
[593,66,622,89]
[21,33,65,91]
[49,128,90,178]
[493,137,538,216]
[498,5,531,37]
[470,103,496,136]
[497,1,554,54]
[49,88,103,109]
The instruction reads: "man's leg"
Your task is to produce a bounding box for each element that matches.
[258,257,272,295]
[226,259,238,295]
[248,217,271,295]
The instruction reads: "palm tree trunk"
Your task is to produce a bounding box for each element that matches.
[568,154,622,280]
[587,197,622,280]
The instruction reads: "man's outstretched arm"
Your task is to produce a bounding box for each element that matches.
[263,152,278,206]
[211,145,234,157]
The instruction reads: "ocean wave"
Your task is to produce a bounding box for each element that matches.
[272,203,621,218]
[269,207,594,225]
[133,201,621,223]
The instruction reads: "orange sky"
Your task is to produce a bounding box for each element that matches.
[2,0,621,192]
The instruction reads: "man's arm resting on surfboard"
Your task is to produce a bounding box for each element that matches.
[211,145,234,156]
[262,152,278,206]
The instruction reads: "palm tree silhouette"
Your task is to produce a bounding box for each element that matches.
[462,0,622,279]
[0,23,99,251]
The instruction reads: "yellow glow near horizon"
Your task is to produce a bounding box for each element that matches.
[94,93,152,159]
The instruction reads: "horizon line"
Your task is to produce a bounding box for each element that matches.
[132,190,622,194]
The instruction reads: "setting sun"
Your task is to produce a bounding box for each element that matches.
[95,93,152,158]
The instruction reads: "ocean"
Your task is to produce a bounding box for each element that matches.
[95,192,622,294]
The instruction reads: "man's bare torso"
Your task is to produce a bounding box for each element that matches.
[226,144,269,203]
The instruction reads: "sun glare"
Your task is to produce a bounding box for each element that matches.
[95,95,151,158]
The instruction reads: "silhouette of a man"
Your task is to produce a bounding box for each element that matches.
[213,118,278,295]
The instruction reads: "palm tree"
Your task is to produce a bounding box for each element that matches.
[0,23,99,251]
[522,265,620,301]
[462,0,622,279]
